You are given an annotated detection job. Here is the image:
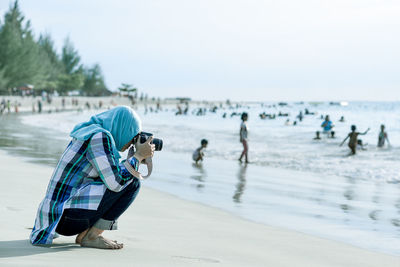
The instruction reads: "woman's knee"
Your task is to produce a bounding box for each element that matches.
[126,179,141,199]
[56,216,90,236]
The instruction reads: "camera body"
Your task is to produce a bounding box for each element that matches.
[139,132,163,151]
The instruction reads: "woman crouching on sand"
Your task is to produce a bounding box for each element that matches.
[30,106,155,249]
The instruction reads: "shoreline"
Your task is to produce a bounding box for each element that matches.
[0,95,232,115]
[1,110,400,257]
[0,150,399,266]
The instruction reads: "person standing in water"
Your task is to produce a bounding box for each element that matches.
[340,125,370,155]
[377,124,390,148]
[239,112,249,163]
[321,115,334,135]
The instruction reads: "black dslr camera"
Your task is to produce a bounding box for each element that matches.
[139,132,163,151]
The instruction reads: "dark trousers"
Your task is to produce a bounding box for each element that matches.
[56,179,140,236]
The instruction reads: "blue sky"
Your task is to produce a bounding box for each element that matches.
[1,0,400,101]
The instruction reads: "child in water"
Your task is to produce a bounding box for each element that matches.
[193,139,208,164]
[340,125,370,155]
[377,124,390,148]
[239,112,249,163]
[313,131,321,140]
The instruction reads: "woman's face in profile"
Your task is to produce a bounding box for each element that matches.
[120,133,140,152]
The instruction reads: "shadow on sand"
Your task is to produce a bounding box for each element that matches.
[0,239,80,258]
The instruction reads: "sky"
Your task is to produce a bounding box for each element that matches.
[1,0,400,101]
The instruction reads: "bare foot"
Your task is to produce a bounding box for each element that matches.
[80,235,123,249]
[75,229,89,244]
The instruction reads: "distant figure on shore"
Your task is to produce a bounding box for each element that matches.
[284,119,291,126]
[14,101,18,113]
[321,115,334,135]
[239,112,249,163]
[37,100,42,113]
[305,108,315,115]
[297,111,303,122]
[314,131,321,140]
[278,111,289,117]
[340,125,370,155]
[0,98,5,114]
[183,102,189,115]
[377,124,390,148]
[7,99,11,113]
[30,106,155,249]
[193,139,208,164]
[175,105,182,115]
[339,116,345,122]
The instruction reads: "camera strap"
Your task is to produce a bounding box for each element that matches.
[142,157,153,179]
[125,146,153,179]
[123,158,143,180]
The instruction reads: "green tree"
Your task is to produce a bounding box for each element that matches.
[36,33,63,90]
[57,68,84,93]
[61,37,81,75]
[118,83,137,95]
[0,1,110,95]
[81,64,110,96]
[57,37,84,94]
[0,1,45,89]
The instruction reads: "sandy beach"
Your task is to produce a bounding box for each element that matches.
[0,150,399,267]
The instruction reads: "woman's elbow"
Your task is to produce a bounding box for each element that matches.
[105,182,123,192]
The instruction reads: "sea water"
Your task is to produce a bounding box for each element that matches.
[5,101,400,255]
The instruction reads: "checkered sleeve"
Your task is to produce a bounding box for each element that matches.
[87,132,138,192]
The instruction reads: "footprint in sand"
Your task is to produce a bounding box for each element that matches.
[172,255,220,263]
[6,206,21,211]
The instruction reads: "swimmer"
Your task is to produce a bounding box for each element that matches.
[321,115,334,135]
[340,125,370,155]
[377,124,390,148]
[314,131,321,140]
[193,139,208,164]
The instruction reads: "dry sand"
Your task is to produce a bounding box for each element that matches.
[0,151,399,267]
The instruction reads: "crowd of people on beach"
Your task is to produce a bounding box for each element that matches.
[0,98,18,114]
[0,95,117,115]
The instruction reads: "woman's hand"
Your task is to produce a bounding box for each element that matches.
[134,136,155,162]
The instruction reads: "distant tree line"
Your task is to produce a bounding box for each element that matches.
[0,1,111,96]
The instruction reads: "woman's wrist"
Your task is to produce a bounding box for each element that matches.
[133,155,144,164]
[128,156,140,170]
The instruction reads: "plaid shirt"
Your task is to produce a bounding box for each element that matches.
[30,132,139,245]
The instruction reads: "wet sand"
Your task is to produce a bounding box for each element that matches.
[0,151,399,266]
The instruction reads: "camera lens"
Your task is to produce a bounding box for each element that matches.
[139,132,163,151]
[152,138,163,151]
